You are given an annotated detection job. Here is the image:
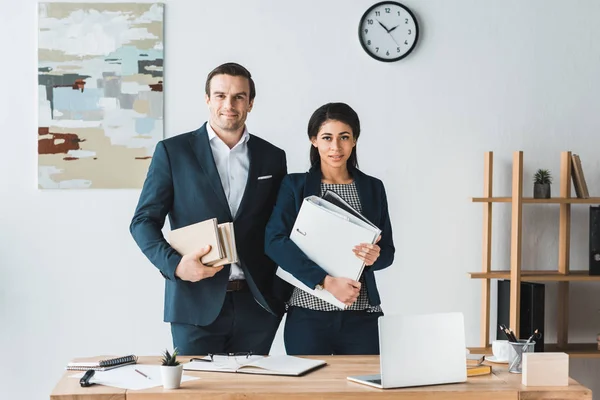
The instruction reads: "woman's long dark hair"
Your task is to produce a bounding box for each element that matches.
[307,102,360,169]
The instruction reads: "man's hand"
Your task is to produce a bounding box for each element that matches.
[175,246,224,282]
[323,276,361,307]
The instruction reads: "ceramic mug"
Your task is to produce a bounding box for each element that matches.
[491,340,511,362]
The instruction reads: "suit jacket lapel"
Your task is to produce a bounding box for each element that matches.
[234,134,259,219]
[304,166,322,198]
[352,168,377,226]
[189,124,232,220]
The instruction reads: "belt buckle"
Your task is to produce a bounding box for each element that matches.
[227,280,241,292]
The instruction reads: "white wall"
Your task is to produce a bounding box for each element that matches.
[1,0,600,398]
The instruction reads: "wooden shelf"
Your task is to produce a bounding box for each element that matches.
[472,151,597,351]
[472,197,600,204]
[472,197,512,203]
[469,343,600,358]
[468,270,600,282]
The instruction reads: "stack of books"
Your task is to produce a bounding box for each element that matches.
[168,218,238,266]
[467,354,492,377]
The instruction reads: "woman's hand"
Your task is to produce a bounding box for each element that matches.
[353,235,381,266]
[323,275,361,307]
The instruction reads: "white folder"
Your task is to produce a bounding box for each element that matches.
[276,195,381,309]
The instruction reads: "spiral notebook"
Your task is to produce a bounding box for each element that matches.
[66,354,138,371]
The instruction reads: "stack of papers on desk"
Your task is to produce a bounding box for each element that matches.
[276,192,381,309]
[70,365,199,390]
[183,355,326,376]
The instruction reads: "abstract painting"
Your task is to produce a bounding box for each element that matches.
[38,3,164,189]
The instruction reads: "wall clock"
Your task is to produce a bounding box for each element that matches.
[358,1,419,62]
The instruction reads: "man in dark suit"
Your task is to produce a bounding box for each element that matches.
[130,62,287,355]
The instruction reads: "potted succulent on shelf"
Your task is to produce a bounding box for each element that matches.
[160,348,183,389]
[533,169,552,199]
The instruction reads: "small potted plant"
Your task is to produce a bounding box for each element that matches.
[160,348,183,389]
[533,169,552,199]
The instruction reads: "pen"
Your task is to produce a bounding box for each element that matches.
[524,329,540,346]
[499,324,518,342]
[190,357,212,363]
[135,369,151,379]
[507,328,518,342]
[499,324,510,340]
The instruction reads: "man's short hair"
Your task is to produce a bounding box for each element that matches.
[205,62,256,100]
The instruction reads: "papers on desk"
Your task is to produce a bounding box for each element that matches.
[276,194,381,309]
[70,365,199,390]
[183,355,326,376]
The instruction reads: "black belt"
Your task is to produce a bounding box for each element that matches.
[226,280,247,292]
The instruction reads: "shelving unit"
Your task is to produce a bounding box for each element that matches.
[468,151,600,358]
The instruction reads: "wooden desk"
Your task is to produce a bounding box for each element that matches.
[51,355,592,400]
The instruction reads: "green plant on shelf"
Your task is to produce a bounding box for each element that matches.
[533,169,553,184]
[533,169,552,199]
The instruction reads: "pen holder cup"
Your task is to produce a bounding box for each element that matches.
[508,340,535,374]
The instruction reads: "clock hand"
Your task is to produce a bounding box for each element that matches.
[387,31,400,47]
[388,25,399,33]
[377,19,391,33]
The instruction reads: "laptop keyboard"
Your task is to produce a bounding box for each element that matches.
[368,378,382,385]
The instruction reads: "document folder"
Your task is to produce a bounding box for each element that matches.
[168,218,238,266]
[276,195,381,309]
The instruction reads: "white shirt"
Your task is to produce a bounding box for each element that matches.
[206,122,249,281]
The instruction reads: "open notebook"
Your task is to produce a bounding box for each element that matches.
[183,355,326,376]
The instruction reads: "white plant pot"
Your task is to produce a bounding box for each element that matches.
[161,364,183,389]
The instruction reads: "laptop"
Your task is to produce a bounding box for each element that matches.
[347,312,467,389]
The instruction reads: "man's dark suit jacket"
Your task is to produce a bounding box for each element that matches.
[130,123,287,326]
[264,166,395,306]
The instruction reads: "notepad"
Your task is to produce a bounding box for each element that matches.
[183,355,326,376]
[168,218,238,266]
[66,355,138,371]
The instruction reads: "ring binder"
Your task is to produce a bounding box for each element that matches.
[276,195,381,309]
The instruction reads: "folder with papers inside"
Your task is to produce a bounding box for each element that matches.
[276,194,381,309]
[168,218,238,266]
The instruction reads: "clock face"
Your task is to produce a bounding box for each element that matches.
[358,1,419,62]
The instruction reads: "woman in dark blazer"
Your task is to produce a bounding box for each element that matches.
[265,102,395,355]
